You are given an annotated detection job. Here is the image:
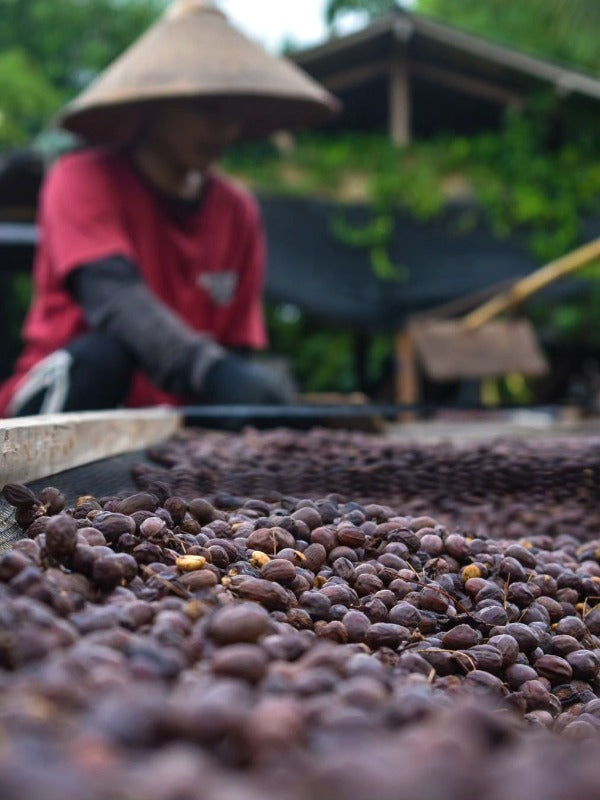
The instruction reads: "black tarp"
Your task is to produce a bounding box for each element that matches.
[260,195,600,331]
[2,194,600,336]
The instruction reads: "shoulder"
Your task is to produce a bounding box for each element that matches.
[46,146,123,178]
[43,147,129,199]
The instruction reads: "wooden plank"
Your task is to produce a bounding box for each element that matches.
[0,407,182,486]
[408,318,549,380]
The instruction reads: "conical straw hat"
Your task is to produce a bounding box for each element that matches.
[56,0,340,145]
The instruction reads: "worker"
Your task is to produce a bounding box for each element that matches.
[0,0,338,416]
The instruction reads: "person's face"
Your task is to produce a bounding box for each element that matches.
[143,98,242,172]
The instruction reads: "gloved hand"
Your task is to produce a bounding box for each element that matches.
[201,353,290,405]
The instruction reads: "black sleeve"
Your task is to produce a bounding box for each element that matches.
[67,255,225,396]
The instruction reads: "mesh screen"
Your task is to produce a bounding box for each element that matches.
[0,449,150,551]
[3,430,600,550]
[0,501,18,550]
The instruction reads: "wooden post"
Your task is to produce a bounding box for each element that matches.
[394,330,419,420]
[389,38,412,416]
[353,330,370,394]
[389,50,411,146]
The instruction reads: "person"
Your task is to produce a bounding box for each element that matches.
[0,0,338,417]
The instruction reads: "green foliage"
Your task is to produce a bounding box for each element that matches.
[265,303,356,392]
[226,94,600,264]
[0,0,166,146]
[0,49,61,147]
[530,262,600,348]
[417,0,600,74]
[0,0,166,93]
[227,94,600,395]
[0,273,33,382]
[331,213,408,280]
[265,302,393,393]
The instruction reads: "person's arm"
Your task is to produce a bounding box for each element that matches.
[68,256,289,403]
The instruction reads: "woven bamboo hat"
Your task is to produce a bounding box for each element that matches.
[56,0,340,145]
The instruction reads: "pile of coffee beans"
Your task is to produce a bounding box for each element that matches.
[137,428,600,540]
[1,427,600,799]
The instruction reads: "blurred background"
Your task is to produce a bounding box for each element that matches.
[2,0,600,411]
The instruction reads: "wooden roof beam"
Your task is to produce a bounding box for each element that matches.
[318,59,390,93]
[410,60,525,110]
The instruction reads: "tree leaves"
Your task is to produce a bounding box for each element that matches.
[417,0,600,74]
[0,0,166,145]
[0,49,61,147]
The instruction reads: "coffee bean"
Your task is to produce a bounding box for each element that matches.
[207,602,272,644]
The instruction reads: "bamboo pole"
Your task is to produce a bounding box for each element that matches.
[462,237,600,331]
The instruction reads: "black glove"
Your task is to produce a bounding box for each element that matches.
[201,353,290,405]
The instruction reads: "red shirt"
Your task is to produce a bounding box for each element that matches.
[0,148,267,415]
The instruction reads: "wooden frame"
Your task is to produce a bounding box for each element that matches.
[1,407,182,486]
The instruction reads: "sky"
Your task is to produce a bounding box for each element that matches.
[216,0,366,53]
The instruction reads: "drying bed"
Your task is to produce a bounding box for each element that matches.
[1,427,600,799]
